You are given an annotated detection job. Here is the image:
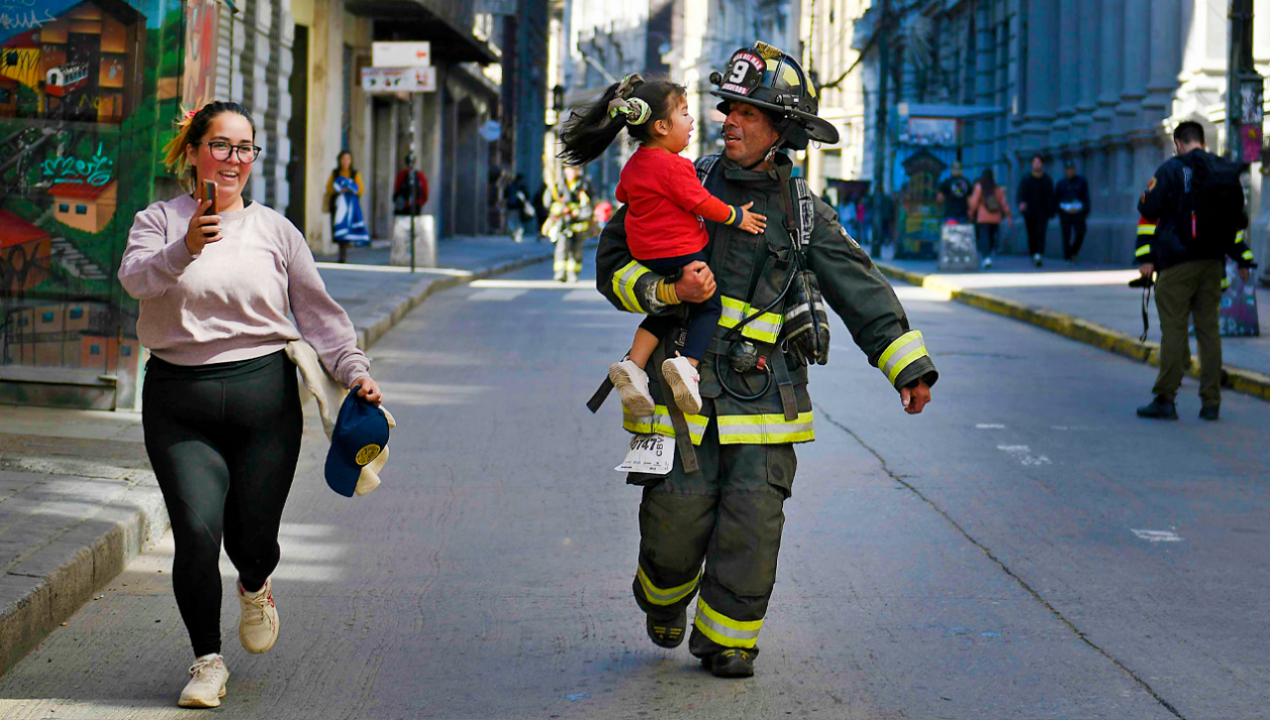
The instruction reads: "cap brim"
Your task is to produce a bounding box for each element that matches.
[325,444,364,498]
[711,91,841,145]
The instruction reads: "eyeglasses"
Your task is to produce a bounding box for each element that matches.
[197,141,263,163]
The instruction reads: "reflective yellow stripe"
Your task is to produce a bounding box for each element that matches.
[878,331,928,384]
[1235,230,1245,244]
[622,405,707,445]
[716,411,815,444]
[1135,244,1152,258]
[694,598,762,648]
[612,261,650,313]
[1242,250,1255,261]
[1222,277,1232,290]
[637,566,700,606]
[1137,225,1156,235]
[717,296,782,343]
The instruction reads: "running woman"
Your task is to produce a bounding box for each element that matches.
[118,101,383,709]
[559,74,766,416]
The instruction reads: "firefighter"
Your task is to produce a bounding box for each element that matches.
[1135,121,1256,421]
[546,165,594,282]
[594,42,938,678]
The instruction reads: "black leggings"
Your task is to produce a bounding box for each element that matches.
[143,350,302,658]
[637,250,722,361]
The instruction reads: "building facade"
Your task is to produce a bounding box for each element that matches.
[837,0,1270,270]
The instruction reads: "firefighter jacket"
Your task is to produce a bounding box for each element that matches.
[1136,151,1256,272]
[596,153,939,446]
[547,177,594,237]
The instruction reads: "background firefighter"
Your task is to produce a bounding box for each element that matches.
[594,42,938,679]
[545,165,594,282]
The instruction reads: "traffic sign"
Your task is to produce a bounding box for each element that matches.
[362,66,437,93]
[373,41,431,68]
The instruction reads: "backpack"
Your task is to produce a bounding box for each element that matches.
[1178,151,1245,251]
[983,187,1001,214]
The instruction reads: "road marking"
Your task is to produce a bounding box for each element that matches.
[563,289,605,302]
[315,262,473,276]
[976,423,1006,429]
[1131,529,1184,543]
[468,289,529,301]
[997,445,1051,466]
[469,279,587,289]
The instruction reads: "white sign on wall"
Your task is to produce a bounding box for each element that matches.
[372,41,432,68]
[362,66,437,93]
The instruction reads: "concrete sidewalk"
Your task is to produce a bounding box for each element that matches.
[0,234,561,678]
[876,255,1270,401]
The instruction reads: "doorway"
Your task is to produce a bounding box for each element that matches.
[285,23,308,234]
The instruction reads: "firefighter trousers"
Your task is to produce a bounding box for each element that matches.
[629,417,797,657]
[553,231,586,281]
[1153,259,1224,407]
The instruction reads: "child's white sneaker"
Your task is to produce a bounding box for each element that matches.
[178,654,229,708]
[609,359,655,416]
[238,577,279,654]
[661,356,702,415]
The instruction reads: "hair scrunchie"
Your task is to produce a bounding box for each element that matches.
[608,96,652,125]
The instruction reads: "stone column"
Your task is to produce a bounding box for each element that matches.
[1073,0,1099,140]
[972,0,996,170]
[1116,0,1149,133]
[1143,0,1182,123]
[1093,0,1122,141]
[1022,0,1056,151]
[1052,0,1079,147]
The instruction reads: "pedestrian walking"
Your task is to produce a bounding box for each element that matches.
[936,161,972,222]
[392,152,429,217]
[326,150,367,263]
[118,101,384,709]
[504,173,536,242]
[1134,121,1256,421]
[1055,160,1091,263]
[560,73,766,417]
[967,168,1012,268]
[594,43,937,679]
[1017,154,1056,266]
[544,165,594,282]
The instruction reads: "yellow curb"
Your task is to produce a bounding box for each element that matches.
[876,262,1270,403]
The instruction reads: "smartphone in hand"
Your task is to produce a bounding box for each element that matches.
[202,180,217,216]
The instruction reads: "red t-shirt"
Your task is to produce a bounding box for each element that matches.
[616,146,724,260]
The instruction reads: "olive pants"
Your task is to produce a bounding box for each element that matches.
[1153,259,1224,407]
[630,417,797,657]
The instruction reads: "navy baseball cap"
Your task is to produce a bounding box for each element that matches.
[325,391,390,498]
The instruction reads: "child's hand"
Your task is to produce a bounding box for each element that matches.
[738,202,767,235]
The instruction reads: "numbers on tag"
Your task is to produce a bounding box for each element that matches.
[616,434,673,475]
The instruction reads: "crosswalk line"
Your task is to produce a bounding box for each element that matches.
[468,289,530,301]
[563,290,605,302]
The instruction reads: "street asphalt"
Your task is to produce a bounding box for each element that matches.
[0,254,1266,719]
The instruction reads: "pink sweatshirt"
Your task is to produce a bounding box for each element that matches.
[119,194,369,388]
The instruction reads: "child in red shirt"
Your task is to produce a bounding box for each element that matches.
[559,75,765,416]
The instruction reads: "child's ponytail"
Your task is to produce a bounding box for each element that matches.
[558,74,685,166]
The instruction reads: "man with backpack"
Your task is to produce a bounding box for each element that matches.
[1135,121,1257,421]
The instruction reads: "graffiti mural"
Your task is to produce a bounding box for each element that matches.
[0,0,188,408]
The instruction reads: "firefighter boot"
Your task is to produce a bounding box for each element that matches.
[646,608,687,649]
[701,648,756,678]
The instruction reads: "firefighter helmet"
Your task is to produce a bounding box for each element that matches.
[709,42,840,150]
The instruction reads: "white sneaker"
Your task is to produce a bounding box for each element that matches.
[178,654,229,708]
[609,359,655,416]
[981,256,993,269]
[238,577,279,654]
[661,355,702,415]
[1033,253,1043,267]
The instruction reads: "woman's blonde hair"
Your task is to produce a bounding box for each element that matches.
[161,101,256,190]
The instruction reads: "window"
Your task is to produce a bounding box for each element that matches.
[75,205,88,214]
[89,344,101,355]
[69,307,83,320]
[59,203,69,212]
[42,311,54,322]
[18,316,28,326]
[121,346,132,357]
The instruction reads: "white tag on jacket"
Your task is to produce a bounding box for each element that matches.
[616,434,673,475]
